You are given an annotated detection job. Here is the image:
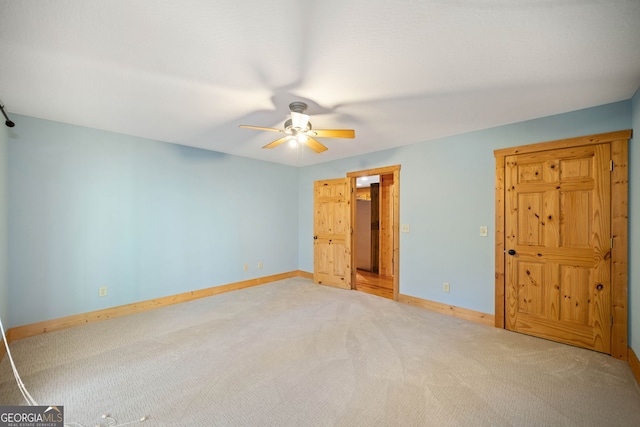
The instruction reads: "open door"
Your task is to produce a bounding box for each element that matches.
[313,178,352,289]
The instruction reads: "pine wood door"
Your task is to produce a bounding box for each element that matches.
[505,143,611,353]
[314,178,352,289]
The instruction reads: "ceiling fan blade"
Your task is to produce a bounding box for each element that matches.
[305,137,328,153]
[262,136,290,149]
[239,125,284,133]
[310,129,355,139]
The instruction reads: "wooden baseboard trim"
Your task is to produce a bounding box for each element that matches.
[297,270,313,280]
[397,293,495,327]
[6,270,309,343]
[4,273,640,387]
[628,347,640,385]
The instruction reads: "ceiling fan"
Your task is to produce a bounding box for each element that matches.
[239,102,355,153]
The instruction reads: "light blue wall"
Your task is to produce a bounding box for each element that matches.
[5,98,637,341]
[631,88,640,355]
[299,101,632,315]
[0,123,8,327]
[7,115,299,327]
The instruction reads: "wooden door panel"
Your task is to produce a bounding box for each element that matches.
[560,190,592,248]
[505,143,611,353]
[517,192,544,245]
[313,178,351,290]
[516,261,546,316]
[514,315,597,348]
[314,240,348,283]
[559,265,592,324]
[560,156,591,180]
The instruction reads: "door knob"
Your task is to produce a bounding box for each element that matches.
[508,249,516,256]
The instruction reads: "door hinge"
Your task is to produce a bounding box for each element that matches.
[610,160,614,171]
[611,237,614,249]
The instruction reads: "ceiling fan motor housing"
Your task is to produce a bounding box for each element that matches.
[288,102,308,114]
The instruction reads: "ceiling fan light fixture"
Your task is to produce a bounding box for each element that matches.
[296,132,309,143]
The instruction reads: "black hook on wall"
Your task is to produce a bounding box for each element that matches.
[0,101,15,127]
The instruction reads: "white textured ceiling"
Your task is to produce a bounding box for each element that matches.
[1,0,639,166]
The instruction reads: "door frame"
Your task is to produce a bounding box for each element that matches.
[347,165,401,300]
[494,130,631,360]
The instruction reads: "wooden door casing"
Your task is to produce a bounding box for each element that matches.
[379,174,394,277]
[495,130,631,360]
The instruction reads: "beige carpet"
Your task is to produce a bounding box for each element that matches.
[1,278,640,426]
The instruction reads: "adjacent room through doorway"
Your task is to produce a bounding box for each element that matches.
[354,174,394,299]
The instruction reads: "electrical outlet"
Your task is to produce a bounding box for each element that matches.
[401,224,410,233]
[243,264,249,272]
[258,262,263,270]
[442,282,450,293]
[99,286,108,297]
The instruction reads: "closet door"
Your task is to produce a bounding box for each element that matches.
[504,143,611,353]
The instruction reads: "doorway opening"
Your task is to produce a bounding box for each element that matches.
[354,175,392,299]
[347,165,400,300]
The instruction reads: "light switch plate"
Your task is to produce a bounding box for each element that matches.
[479,226,488,237]
[401,224,410,233]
